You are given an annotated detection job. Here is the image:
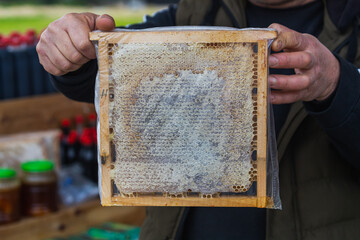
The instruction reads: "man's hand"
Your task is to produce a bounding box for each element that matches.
[36,13,115,76]
[268,23,340,104]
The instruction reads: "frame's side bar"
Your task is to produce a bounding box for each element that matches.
[256,40,268,208]
[98,39,112,206]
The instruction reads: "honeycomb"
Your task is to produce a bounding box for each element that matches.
[108,41,258,196]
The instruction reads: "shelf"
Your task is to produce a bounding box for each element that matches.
[0,199,145,240]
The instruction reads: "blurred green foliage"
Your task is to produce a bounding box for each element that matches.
[0,0,110,6]
[0,14,146,35]
[0,15,52,35]
[0,3,162,35]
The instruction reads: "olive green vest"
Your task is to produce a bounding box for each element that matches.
[140,1,360,239]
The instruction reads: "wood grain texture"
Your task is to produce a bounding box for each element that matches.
[90,30,277,43]
[256,40,268,208]
[0,199,145,240]
[98,39,112,206]
[110,196,259,207]
[0,94,95,135]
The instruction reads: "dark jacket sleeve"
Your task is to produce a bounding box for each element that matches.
[304,56,360,168]
[50,60,97,103]
[50,5,178,103]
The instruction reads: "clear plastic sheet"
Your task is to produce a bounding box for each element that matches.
[92,26,281,209]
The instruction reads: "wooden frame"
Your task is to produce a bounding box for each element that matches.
[90,29,276,208]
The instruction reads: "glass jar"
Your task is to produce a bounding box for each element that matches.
[0,168,21,224]
[21,160,58,217]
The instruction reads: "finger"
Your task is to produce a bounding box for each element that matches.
[56,31,90,65]
[66,18,96,59]
[269,74,310,91]
[40,54,66,76]
[96,14,115,31]
[37,36,66,75]
[38,12,99,73]
[45,42,82,73]
[269,23,308,52]
[270,90,305,104]
[269,51,314,69]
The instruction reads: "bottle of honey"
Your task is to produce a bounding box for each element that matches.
[21,160,58,217]
[0,168,20,224]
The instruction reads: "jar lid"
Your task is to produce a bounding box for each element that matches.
[0,168,16,179]
[21,160,54,172]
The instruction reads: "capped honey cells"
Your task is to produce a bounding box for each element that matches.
[108,42,258,196]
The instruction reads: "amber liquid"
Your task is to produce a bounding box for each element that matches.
[22,181,58,217]
[0,187,20,224]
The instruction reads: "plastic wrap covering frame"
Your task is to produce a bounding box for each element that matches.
[91,26,280,208]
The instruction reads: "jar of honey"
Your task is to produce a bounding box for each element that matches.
[21,160,58,217]
[0,168,21,224]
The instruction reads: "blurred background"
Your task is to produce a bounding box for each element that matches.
[0,1,177,239]
[0,0,179,36]
[0,0,179,100]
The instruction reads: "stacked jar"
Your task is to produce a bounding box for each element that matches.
[21,160,58,217]
[0,168,21,224]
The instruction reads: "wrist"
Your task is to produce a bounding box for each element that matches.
[304,55,360,128]
[315,55,340,101]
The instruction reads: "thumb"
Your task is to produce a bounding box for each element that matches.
[268,23,300,52]
[95,14,115,31]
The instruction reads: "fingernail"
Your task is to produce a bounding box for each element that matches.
[269,76,277,86]
[100,14,111,19]
[269,56,278,66]
[276,40,283,49]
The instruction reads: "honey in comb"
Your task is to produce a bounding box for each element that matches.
[108,42,258,196]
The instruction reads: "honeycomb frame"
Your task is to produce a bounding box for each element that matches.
[90,29,277,207]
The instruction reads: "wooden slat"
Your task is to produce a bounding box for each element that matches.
[0,94,95,135]
[90,30,277,43]
[0,199,145,240]
[98,39,112,206]
[110,196,259,207]
[256,40,268,208]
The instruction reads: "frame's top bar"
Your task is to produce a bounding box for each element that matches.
[90,28,277,44]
